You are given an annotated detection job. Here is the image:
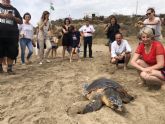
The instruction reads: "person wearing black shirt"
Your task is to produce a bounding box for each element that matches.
[104,15,120,54]
[0,0,22,74]
[69,25,81,62]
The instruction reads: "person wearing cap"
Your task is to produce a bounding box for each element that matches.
[143,7,162,41]
[111,32,131,70]
[131,27,165,90]
[79,19,95,58]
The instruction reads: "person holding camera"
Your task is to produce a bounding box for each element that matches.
[19,12,34,65]
[0,0,22,74]
[79,19,95,58]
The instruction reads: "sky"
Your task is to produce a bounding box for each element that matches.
[8,0,165,26]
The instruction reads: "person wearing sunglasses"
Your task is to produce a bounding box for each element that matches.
[143,8,162,41]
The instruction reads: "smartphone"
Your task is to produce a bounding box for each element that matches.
[8,10,12,14]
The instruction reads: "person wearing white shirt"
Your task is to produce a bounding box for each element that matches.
[111,33,131,70]
[19,12,33,64]
[79,19,95,58]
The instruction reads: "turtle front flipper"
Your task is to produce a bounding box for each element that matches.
[82,99,102,114]
[116,88,134,103]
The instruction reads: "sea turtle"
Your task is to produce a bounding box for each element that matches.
[81,78,134,113]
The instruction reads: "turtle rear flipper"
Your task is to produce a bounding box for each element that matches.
[82,99,102,114]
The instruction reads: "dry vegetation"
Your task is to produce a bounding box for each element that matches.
[0,15,165,124]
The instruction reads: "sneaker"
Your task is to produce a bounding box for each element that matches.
[22,63,26,66]
[46,59,50,63]
[39,62,43,65]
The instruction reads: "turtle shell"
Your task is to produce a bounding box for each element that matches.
[85,78,122,94]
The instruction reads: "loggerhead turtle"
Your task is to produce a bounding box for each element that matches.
[81,78,134,114]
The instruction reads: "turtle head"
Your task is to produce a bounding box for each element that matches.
[103,88,124,112]
[109,96,123,112]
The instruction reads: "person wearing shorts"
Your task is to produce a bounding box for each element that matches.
[0,0,22,74]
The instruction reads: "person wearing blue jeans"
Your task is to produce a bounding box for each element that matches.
[20,38,33,64]
[19,12,34,64]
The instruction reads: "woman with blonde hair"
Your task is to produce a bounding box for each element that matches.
[131,27,165,89]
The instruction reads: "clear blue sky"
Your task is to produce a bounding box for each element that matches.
[9,0,165,26]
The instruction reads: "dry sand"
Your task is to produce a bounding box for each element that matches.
[0,38,165,124]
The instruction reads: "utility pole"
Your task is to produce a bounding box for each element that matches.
[135,0,139,16]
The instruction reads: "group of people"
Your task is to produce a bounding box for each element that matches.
[0,0,165,89]
[104,8,165,89]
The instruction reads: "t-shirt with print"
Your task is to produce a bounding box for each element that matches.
[135,41,165,66]
[0,3,22,38]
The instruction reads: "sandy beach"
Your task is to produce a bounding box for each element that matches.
[0,38,165,124]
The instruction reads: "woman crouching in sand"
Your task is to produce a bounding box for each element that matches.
[131,27,165,90]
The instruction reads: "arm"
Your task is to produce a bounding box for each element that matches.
[125,41,132,53]
[91,25,95,33]
[62,28,68,34]
[13,16,22,24]
[38,19,49,31]
[143,18,160,25]
[130,53,144,71]
[0,13,22,24]
[111,43,117,58]
[104,23,110,32]
[149,55,164,70]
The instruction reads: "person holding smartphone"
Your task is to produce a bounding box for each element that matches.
[0,0,22,74]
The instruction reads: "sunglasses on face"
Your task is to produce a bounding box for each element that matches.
[146,13,152,16]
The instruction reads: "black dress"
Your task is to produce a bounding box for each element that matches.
[70,31,80,48]
[62,25,71,46]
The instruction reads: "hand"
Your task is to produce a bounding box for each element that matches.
[4,13,15,20]
[118,54,124,60]
[44,19,48,25]
[142,67,152,73]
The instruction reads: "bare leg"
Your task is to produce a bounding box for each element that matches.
[62,46,66,59]
[70,48,74,63]
[51,49,53,58]
[109,43,111,58]
[0,58,3,72]
[137,59,150,84]
[75,48,80,62]
[140,70,165,86]
[111,57,119,69]
[124,53,131,70]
